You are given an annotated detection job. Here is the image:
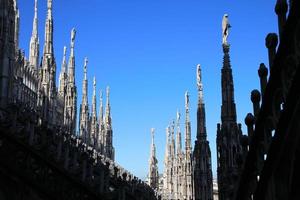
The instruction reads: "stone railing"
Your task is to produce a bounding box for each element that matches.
[0,98,157,200]
[234,0,300,199]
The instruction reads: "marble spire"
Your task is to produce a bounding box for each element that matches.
[104,86,114,160]
[147,128,159,189]
[43,0,54,56]
[185,91,192,153]
[64,28,77,135]
[105,86,111,129]
[193,64,213,200]
[29,0,39,70]
[90,76,98,146]
[68,28,76,84]
[98,90,104,152]
[58,46,67,95]
[79,58,89,142]
[196,64,207,140]
[184,91,193,200]
[14,0,20,51]
[176,110,182,155]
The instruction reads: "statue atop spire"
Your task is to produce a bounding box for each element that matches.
[105,86,111,127]
[222,14,231,45]
[58,46,67,95]
[68,28,76,84]
[185,91,190,111]
[148,128,159,190]
[70,28,76,57]
[62,46,67,72]
[47,0,52,18]
[29,0,39,70]
[193,64,213,200]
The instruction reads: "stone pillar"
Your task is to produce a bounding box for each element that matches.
[251,90,261,118]
[275,0,288,39]
[258,63,268,100]
[265,33,278,73]
[245,113,255,144]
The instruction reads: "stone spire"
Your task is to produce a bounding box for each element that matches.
[79,58,89,143]
[64,28,77,135]
[39,0,56,126]
[105,86,111,129]
[68,28,76,84]
[170,120,176,162]
[185,91,192,154]
[221,26,237,123]
[29,0,39,70]
[58,46,67,95]
[104,86,114,160]
[147,128,159,190]
[14,1,19,51]
[193,64,213,200]
[196,64,207,140]
[176,110,182,155]
[98,90,104,152]
[184,91,193,200]
[163,126,171,199]
[43,0,54,56]
[90,76,98,146]
[217,16,244,200]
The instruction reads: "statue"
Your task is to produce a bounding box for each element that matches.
[176,110,181,122]
[222,14,231,45]
[151,128,155,140]
[196,64,202,90]
[185,91,190,109]
[71,28,76,44]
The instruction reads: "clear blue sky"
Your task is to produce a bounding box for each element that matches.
[19,0,277,179]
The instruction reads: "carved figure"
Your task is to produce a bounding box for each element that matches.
[222,14,231,45]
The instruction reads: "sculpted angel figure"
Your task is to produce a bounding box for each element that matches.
[222,14,231,45]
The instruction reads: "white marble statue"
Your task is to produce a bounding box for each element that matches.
[222,14,231,45]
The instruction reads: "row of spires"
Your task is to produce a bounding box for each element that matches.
[148,64,212,200]
[25,0,114,159]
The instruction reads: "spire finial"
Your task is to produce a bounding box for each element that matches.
[151,128,155,144]
[100,90,103,102]
[84,57,88,80]
[185,91,190,111]
[61,46,67,72]
[197,64,204,104]
[47,0,52,18]
[93,76,96,95]
[63,46,67,57]
[34,0,38,16]
[70,28,76,57]
[222,14,231,45]
[106,86,110,102]
[105,86,111,128]
[176,110,181,124]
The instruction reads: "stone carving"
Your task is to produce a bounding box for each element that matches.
[197,64,202,90]
[222,14,231,45]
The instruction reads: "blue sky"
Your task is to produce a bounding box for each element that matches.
[18,0,277,179]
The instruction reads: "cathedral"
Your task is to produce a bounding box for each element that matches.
[147,64,214,200]
[0,0,115,159]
